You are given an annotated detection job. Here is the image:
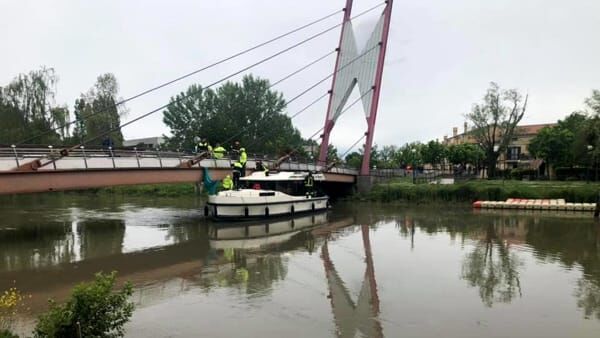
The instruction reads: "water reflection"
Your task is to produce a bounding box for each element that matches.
[2,197,600,337]
[322,225,383,338]
[208,212,328,251]
[201,213,330,295]
[0,204,203,272]
[391,207,600,316]
[460,223,523,307]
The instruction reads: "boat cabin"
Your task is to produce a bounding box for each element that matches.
[240,171,324,197]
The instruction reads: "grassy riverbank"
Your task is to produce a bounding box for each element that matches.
[82,183,199,197]
[362,180,600,204]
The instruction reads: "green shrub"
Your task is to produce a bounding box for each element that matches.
[34,272,134,338]
[0,330,18,338]
[363,180,599,203]
[555,167,589,181]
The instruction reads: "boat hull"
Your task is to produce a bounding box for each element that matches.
[207,194,328,220]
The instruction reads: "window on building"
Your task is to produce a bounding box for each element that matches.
[507,146,521,161]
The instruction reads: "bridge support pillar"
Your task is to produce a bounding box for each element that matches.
[356,175,375,194]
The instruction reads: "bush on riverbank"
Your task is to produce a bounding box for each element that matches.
[34,272,134,338]
[0,286,24,338]
[364,180,600,203]
[83,183,199,197]
[0,330,18,338]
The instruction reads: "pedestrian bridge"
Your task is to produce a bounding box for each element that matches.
[0,147,358,195]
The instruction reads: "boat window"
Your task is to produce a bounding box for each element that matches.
[259,192,276,197]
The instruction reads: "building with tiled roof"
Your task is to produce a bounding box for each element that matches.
[442,122,557,170]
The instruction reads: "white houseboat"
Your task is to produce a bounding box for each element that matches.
[206,171,329,220]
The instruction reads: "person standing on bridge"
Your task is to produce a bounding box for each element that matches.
[195,137,212,155]
[231,140,241,159]
[213,143,226,159]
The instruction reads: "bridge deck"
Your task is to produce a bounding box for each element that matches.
[0,148,357,194]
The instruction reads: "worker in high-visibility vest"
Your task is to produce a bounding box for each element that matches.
[232,162,243,189]
[304,171,315,198]
[195,137,212,154]
[213,143,226,159]
[239,147,248,177]
[222,175,233,190]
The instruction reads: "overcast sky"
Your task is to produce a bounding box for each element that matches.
[1,0,599,152]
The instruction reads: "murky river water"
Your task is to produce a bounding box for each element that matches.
[1,194,599,337]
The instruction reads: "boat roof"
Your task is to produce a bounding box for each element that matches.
[240,171,325,181]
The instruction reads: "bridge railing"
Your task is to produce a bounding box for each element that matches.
[0,147,359,175]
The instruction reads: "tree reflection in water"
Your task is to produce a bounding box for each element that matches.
[460,222,523,307]
[395,208,600,318]
[575,278,600,320]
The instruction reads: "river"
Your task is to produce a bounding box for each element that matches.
[1,194,599,337]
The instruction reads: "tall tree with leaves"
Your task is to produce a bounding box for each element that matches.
[344,151,362,169]
[421,141,446,169]
[466,82,528,178]
[529,126,574,176]
[0,67,68,145]
[73,74,126,147]
[163,75,303,155]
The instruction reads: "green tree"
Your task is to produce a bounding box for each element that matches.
[378,145,398,168]
[466,82,528,178]
[341,144,385,169]
[163,75,303,155]
[0,66,68,145]
[528,126,574,176]
[396,142,424,168]
[344,151,362,169]
[74,74,126,147]
[421,141,446,169]
[326,144,340,164]
[34,272,134,338]
[447,143,485,167]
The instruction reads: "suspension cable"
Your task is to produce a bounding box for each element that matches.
[272,88,374,166]
[270,50,336,87]
[339,134,366,159]
[79,4,386,149]
[308,88,373,141]
[79,24,342,147]
[14,2,385,146]
[242,91,330,150]
[218,42,380,149]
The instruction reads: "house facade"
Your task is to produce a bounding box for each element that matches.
[442,122,556,170]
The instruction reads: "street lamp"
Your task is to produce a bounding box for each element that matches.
[411,148,417,184]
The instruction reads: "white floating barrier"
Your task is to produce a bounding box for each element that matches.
[473,199,595,213]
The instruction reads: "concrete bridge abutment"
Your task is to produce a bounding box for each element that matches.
[357,175,375,194]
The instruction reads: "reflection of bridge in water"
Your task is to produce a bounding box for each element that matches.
[4,201,600,335]
[322,225,383,338]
